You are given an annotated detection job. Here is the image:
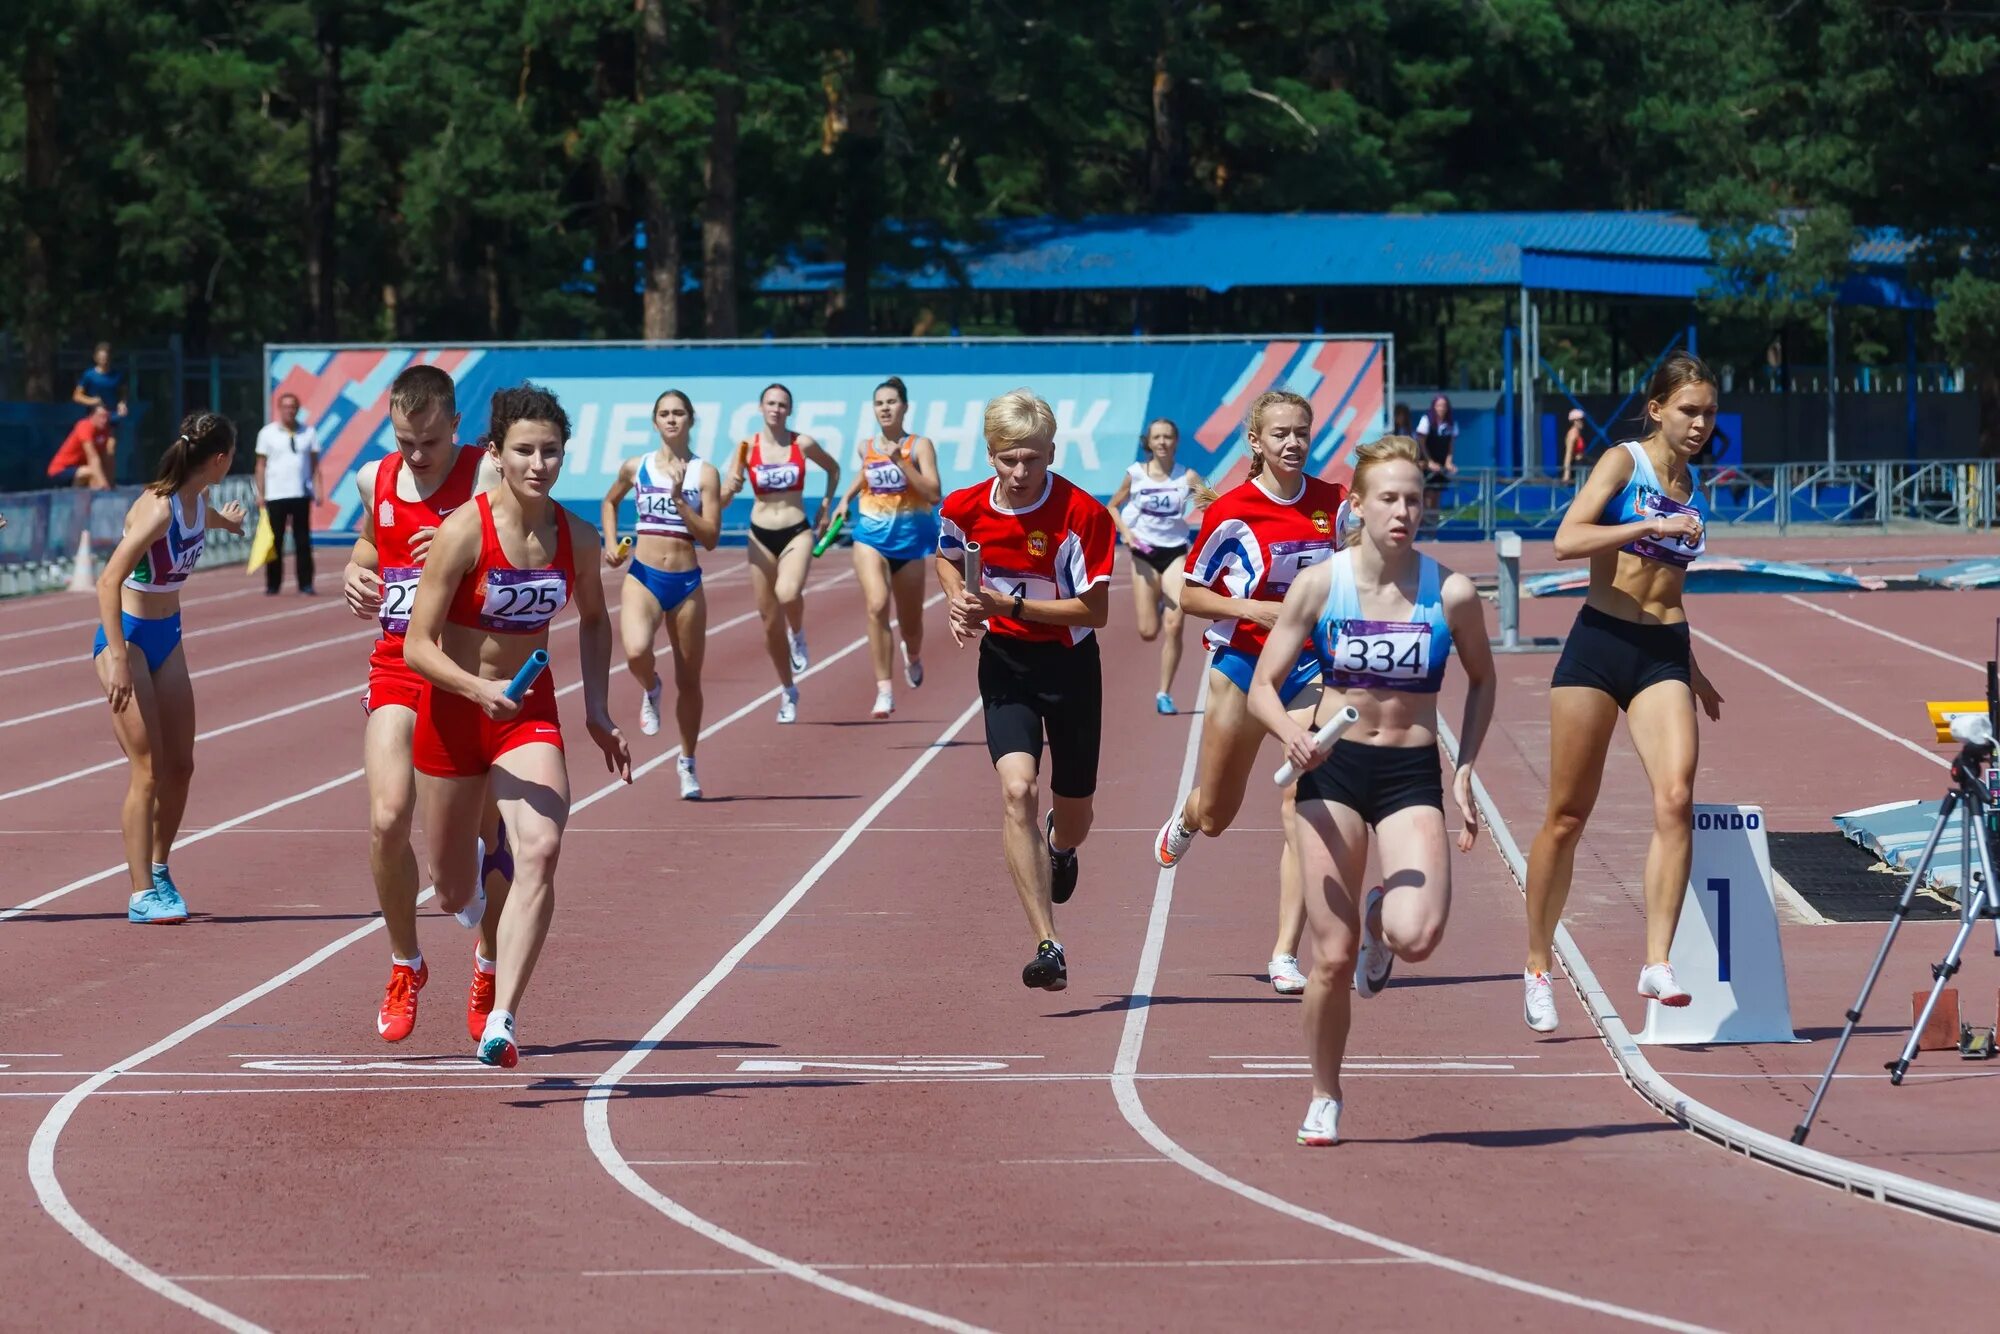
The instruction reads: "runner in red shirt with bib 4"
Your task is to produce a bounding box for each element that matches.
[937,389,1115,992]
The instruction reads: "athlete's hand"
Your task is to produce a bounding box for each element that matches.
[1453,764,1480,852]
[813,508,832,540]
[98,648,134,714]
[603,538,630,569]
[344,563,383,619]
[588,712,632,783]
[1128,535,1153,555]
[661,455,687,491]
[1240,601,1282,631]
[1277,722,1322,776]
[948,589,990,647]
[217,499,248,533]
[408,525,439,565]
[471,677,523,722]
[1693,672,1725,722]
[1648,512,1702,545]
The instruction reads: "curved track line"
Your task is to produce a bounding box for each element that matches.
[27,620,884,1330]
[585,686,989,1333]
[1779,594,1984,673]
[1108,676,1716,1332]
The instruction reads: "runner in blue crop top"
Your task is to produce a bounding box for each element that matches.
[1523,353,1728,1037]
[1247,435,1495,1148]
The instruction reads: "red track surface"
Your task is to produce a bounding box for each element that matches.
[4,539,1998,1331]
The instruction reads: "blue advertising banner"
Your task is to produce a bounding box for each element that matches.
[265,337,1389,535]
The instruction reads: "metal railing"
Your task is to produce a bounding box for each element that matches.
[0,476,260,597]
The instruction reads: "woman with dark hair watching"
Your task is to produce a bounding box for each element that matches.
[833,375,939,719]
[91,411,248,923]
[1414,395,1458,486]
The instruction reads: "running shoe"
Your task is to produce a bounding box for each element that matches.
[478,1013,519,1068]
[902,642,923,689]
[126,885,186,925]
[872,686,895,718]
[1638,962,1692,1007]
[789,631,809,673]
[1268,954,1307,996]
[1046,812,1079,904]
[639,677,663,737]
[467,959,495,1041]
[152,866,189,920]
[1022,939,1068,991]
[677,755,703,800]
[1154,810,1196,869]
[1297,1096,1341,1147]
[1155,692,1176,715]
[377,959,429,1042]
[776,685,798,724]
[455,848,489,930]
[1353,886,1393,999]
[1523,970,1559,1033]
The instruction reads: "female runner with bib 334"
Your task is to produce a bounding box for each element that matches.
[404,385,632,1067]
[602,388,720,799]
[1521,352,1725,1034]
[93,412,246,923]
[1252,435,1495,1147]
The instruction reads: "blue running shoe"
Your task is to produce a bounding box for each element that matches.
[127,886,186,925]
[151,866,190,920]
[1155,692,1177,716]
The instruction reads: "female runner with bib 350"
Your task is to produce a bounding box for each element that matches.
[1250,435,1494,1147]
[1521,352,1726,1034]
[404,384,632,1068]
[92,412,246,923]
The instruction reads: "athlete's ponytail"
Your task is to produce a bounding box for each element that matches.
[149,412,236,497]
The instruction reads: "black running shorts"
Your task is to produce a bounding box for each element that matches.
[1550,604,1691,710]
[978,633,1103,799]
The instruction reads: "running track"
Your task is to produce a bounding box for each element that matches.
[2,544,1996,1330]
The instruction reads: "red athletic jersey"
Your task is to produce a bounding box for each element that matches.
[937,472,1115,647]
[372,446,484,640]
[445,493,575,636]
[1183,474,1348,655]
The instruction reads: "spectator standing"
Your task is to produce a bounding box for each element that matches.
[49,406,118,489]
[255,392,322,595]
[72,342,128,418]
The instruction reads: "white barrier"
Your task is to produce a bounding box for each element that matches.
[1637,802,1800,1045]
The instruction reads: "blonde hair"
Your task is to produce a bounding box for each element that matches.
[1343,435,1426,548]
[1244,389,1313,480]
[984,388,1057,452]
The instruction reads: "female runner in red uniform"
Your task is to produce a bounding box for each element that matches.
[404,384,631,1067]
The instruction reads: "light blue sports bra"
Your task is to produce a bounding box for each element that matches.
[1604,441,1704,568]
[1310,548,1453,695]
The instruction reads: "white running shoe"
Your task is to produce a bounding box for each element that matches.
[1353,886,1393,999]
[677,755,702,800]
[1154,810,1197,868]
[776,686,798,724]
[1296,1096,1341,1147]
[455,847,489,930]
[1268,954,1306,995]
[872,686,894,718]
[902,641,923,689]
[789,631,809,673]
[1638,962,1692,1007]
[638,678,663,737]
[1523,970,1559,1033]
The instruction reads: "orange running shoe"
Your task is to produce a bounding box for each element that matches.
[467,959,496,1040]
[377,959,428,1042]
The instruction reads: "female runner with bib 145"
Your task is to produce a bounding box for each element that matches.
[92,412,246,923]
[403,384,631,1067]
[1521,352,1725,1033]
[834,375,940,719]
[1251,435,1495,1147]
[722,383,841,724]
[602,388,721,799]
[1107,417,1209,716]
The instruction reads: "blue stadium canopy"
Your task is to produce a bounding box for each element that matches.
[758,212,1925,307]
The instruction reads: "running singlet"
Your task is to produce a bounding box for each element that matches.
[854,435,938,559]
[374,446,484,637]
[445,493,576,635]
[124,491,206,593]
[1120,464,1194,550]
[742,439,805,497]
[634,453,712,540]
[1310,548,1454,694]
[1183,474,1347,655]
[1604,441,1706,569]
[937,473,1116,647]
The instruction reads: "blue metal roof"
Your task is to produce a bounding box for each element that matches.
[758,212,1924,306]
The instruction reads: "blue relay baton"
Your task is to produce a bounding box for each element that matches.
[505,649,550,702]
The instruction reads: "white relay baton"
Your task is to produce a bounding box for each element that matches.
[961,541,982,590]
[1273,706,1361,787]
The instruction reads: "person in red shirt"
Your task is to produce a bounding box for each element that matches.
[1152,390,1349,998]
[937,389,1114,992]
[49,406,117,489]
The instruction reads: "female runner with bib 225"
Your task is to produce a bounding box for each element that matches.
[722,383,841,723]
[602,388,720,799]
[1251,435,1494,1146]
[1521,352,1725,1033]
[93,412,246,923]
[834,375,940,719]
[404,384,632,1067]
[1107,417,1209,716]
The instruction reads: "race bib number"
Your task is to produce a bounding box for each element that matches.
[1136,487,1183,517]
[754,462,803,492]
[1329,619,1431,688]
[479,569,568,631]
[865,460,908,494]
[1265,538,1332,594]
[635,487,676,525]
[1625,487,1705,566]
[378,565,420,635]
[980,565,1061,611]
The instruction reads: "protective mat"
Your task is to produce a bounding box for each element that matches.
[1769,831,1959,923]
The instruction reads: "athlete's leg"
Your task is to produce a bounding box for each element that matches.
[1179,673,1267,837]
[145,644,197,862]
[620,572,666,692]
[1130,559,1163,642]
[364,705,423,960]
[853,542,894,684]
[1158,554,1187,699]
[772,532,813,637]
[487,741,570,1017]
[997,752,1056,944]
[888,555,928,674]
[99,650,163,899]
[662,582,708,756]
[1625,680,1701,966]
[418,770,488,919]
[1523,686,1620,975]
[747,539,794,688]
[1297,797,1369,1102]
[1372,803,1453,963]
[1272,683,1322,962]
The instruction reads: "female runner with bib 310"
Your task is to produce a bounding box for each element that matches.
[1521,352,1726,1034]
[835,375,940,719]
[92,412,246,923]
[404,384,632,1067]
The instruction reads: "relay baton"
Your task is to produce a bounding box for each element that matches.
[505,649,551,702]
[1273,706,1361,787]
[811,510,847,558]
[614,535,633,561]
[961,541,982,589]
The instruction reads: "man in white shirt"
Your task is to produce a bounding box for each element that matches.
[255,392,324,595]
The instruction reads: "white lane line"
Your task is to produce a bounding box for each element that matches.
[1107,676,1716,1333]
[0,601,341,678]
[0,588,258,642]
[26,610,896,1331]
[1690,626,1948,771]
[585,684,989,1334]
[1780,594,1985,673]
[583,1256,1420,1278]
